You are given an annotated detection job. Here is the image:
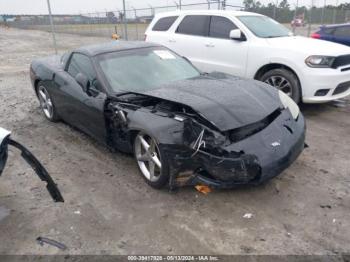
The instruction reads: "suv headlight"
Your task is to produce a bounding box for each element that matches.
[305,55,335,68]
[278,91,300,119]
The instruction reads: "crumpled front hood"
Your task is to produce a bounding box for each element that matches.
[266,36,350,56]
[143,73,282,131]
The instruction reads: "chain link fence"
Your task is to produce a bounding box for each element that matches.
[2,0,350,42]
[4,2,218,41]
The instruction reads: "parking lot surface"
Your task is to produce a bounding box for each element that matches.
[0,27,349,255]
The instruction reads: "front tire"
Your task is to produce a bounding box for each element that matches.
[133,132,169,189]
[260,68,301,104]
[37,83,59,122]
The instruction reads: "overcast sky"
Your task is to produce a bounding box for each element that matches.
[0,0,346,15]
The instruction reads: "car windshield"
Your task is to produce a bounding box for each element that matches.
[237,15,292,38]
[98,47,200,93]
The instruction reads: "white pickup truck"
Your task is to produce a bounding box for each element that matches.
[145,10,350,103]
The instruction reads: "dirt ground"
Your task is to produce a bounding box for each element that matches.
[0,27,349,256]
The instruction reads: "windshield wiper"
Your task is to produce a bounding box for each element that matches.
[115,91,135,97]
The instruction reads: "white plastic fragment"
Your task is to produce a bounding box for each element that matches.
[74,210,81,215]
[0,127,11,147]
[243,213,253,219]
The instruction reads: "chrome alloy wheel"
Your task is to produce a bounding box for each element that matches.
[38,85,54,119]
[134,133,162,182]
[264,75,293,97]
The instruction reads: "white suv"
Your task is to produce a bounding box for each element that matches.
[145,10,350,103]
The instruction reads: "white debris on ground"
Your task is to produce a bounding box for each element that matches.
[243,213,253,219]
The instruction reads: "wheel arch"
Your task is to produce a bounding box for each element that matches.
[254,63,304,102]
[128,128,162,147]
[129,129,140,147]
[254,63,299,83]
[34,78,42,97]
[111,128,153,153]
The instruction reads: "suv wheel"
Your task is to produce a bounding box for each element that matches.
[260,68,301,103]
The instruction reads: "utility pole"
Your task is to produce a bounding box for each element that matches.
[122,0,128,40]
[222,0,226,10]
[332,0,338,24]
[179,0,182,10]
[294,0,299,19]
[148,4,155,16]
[207,0,211,9]
[131,7,137,21]
[321,0,326,24]
[131,6,138,40]
[46,0,57,54]
[293,0,299,33]
[307,0,314,37]
[273,0,278,20]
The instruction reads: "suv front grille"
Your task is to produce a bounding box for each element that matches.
[331,55,350,69]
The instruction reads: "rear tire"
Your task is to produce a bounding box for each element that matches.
[36,82,60,122]
[260,68,301,104]
[133,132,169,189]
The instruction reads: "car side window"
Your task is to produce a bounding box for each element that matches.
[333,27,350,37]
[152,16,178,31]
[209,16,237,39]
[323,28,335,35]
[67,53,96,82]
[176,15,210,36]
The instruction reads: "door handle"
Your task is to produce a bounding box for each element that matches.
[168,39,176,43]
[205,43,215,47]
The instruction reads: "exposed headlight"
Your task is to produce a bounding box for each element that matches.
[305,55,335,68]
[278,91,300,119]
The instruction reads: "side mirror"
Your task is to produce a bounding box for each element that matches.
[75,73,90,93]
[229,29,246,41]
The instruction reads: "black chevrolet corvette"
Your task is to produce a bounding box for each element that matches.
[30,41,306,189]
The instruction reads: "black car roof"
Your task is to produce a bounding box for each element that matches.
[75,41,162,56]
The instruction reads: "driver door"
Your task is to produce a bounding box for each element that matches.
[203,16,249,77]
[55,53,107,143]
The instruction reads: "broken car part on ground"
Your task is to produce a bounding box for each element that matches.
[30,41,306,189]
[0,127,64,202]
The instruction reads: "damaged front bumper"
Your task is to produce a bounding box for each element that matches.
[164,110,306,189]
